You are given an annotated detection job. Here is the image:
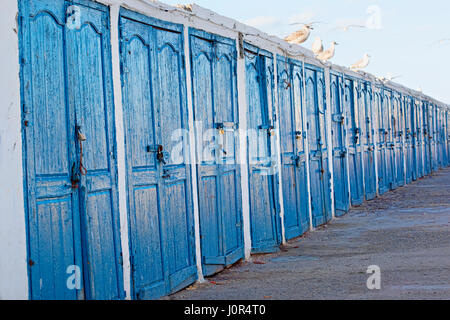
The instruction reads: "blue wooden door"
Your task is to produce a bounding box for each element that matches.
[375,90,387,194]
[447,111,450,166]
[411,100,419,180]
[278,57,310,239]
[344,79,364,205]
[305,66,332,227]
[119,10,197,299]
[404,97,411,182]
[360,83,376,200]
[384,91,396,190]
[245,46,281,250]
[393,93,405,186]
[190,30,243,276]
[438,110,446,167]
[416,102,424,178]
[428,105,434,172]
[436,110,442,168]
[405,97,415,183]
[330,73,349,216]
[431,105,438,171]
[19,0,123,300]
[423,103,432,175]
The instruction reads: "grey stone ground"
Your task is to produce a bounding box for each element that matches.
[170,167,450,300]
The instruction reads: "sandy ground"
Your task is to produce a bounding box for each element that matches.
[170,167,450,300]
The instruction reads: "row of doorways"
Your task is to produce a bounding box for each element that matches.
[19,0,419,300]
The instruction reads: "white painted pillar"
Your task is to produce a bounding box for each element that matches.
[109,4,131,299]
[183,26,205,281]
[235,37,253,257]
[272,54,287,244]
[0,0,29,300]
[324,67,335,219]
[302,61,314,231]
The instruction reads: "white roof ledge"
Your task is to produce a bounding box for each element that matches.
[114,1,449,108]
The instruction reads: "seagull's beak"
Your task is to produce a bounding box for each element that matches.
[310,27,314,30]
[335,42,339,45]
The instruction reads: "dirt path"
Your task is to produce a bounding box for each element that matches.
[170,167,450,300]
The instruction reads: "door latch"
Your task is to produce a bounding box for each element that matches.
[156,145,166,165]
[147,145,167,165]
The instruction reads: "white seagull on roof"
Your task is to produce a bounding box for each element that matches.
[333,24,367,32]
[284,24,313,45]
[430,38,450,46]
[311,37,323,55]
[350,53,371,71]
[316,41,338,62]
[386,72,401,81]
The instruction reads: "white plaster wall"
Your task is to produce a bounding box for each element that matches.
[0,0,29,300]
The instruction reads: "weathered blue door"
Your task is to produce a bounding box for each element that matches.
[438,109,446,167]
[375,89,387,194]
[447,111,450,166]
[278,57,310,239]
[411,100,419,180]
[245,46,281,250]
[431,105,438,171]
[423,102,432,175]
[330,73,349,216]
[416,102,424,178]
[405,97,416,183]
[19,0,123,300]
[305,66,332,227]
[393,93,405,186]
[190,29,243,276]
[384,90,396,190]
[119,10,197,299]
[436,110,442,168]
[360,82,376,200]
[344,79,364,205]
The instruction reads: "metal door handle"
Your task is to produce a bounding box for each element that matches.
[147,145,166,165]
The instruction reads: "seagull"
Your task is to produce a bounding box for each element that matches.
[430,38,450,46]
[333,24,367,32]
[376,73,401,82]
[316,41,338,62]
[350,53,371,71]
[311,37,323,55]
[386,72,401,81]
[284,24,314,44]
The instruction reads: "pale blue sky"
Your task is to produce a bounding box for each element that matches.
[163,0,450,103]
